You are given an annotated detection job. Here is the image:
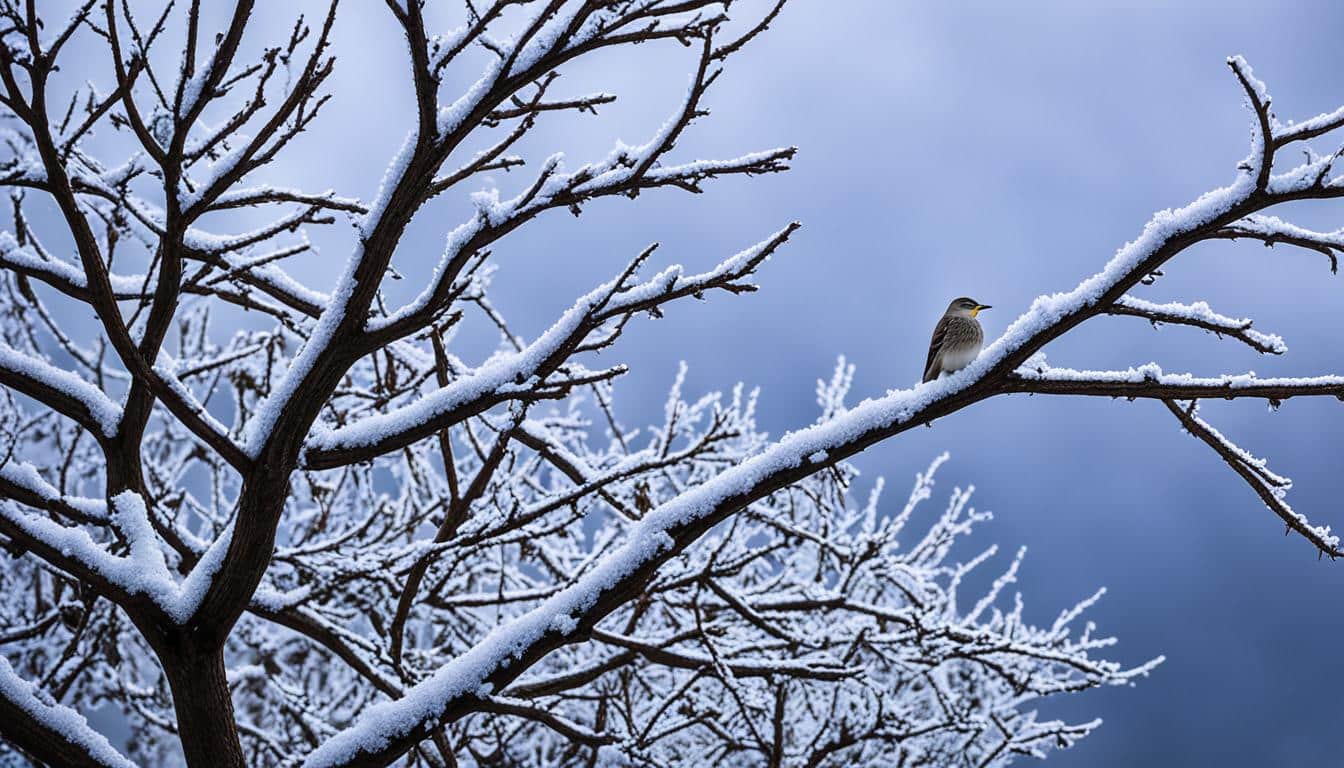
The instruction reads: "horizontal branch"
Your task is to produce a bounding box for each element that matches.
[592,628,856,681]
[0,233,149,301]
[1272,105,1344,149]
[0,495,231,624]
[206,187,366,215]
[485,91,616,124]
[1003,363,1344,403]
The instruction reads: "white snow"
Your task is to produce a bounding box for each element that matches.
[0,461,106,521]
[2,493,226,624]
[241,125,426,456]
[177,139,250,211]
[1176,403,1292,489]
[1174,403,1335,549]
[176,53,216,119]
[251,583,315,612]
[1012,359,1344,391]
[0,342,123,437]
[309,277,602,456]
[1112,295,1286,353]
[152,358,236,444]
[0,232,148,296]
[111,492,171,583]
[0,657,137,768]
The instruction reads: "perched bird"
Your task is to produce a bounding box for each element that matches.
[922,297,991,383]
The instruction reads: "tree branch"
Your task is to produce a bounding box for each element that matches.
[1162,399,1340,557]
[1105,295,1285,355]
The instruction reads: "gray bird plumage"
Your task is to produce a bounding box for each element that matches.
[922,297,990,383]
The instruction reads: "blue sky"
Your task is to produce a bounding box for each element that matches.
[40,0,1344,763]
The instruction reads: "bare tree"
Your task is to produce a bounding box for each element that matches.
[0,1,1337,766]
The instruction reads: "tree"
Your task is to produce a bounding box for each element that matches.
[0,0,1338,765]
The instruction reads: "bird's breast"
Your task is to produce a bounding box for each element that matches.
[940,339,982,372]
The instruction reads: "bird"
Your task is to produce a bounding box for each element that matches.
[922,297,991,383]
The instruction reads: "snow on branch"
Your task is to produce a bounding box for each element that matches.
[0,232,150,301]
[1005,359,1344,404]
[6,0,1344,761]
[1210,214,1344,273]
[0,491,228,623]
[1162,400,1340,557]
[0,342,122,437]
[303,451,1155,768]
[365,141,794,345]
[1228,55,1274,191]
[0,657,138,768]
[1107,295,1286,354]
[1273,103,1344,148]
[304,226,796,468]
[0,461,107,524]
[239,3,794,462]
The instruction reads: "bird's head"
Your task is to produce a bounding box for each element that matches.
[947,297,992,318]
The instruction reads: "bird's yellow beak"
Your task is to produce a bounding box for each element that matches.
[971,304,991,318]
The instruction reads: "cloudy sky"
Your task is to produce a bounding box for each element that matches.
[38,0,1344,764]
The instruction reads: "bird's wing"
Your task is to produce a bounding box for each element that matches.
[922,315,950,382]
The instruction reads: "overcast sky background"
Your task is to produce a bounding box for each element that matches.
[32,0,1344,764]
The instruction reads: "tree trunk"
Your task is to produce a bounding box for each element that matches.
[160,642,244,768]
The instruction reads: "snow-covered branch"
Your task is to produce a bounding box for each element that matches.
[1209,214,1344,273]
[0,342,121,437]
[2,1,1340,764]
[1162,400,1339,557]
[1106,295,1286,354]
[0,657,137,768]
[302,449,1155,768]
[306,225,796,468]
[1005,360,1344,403]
